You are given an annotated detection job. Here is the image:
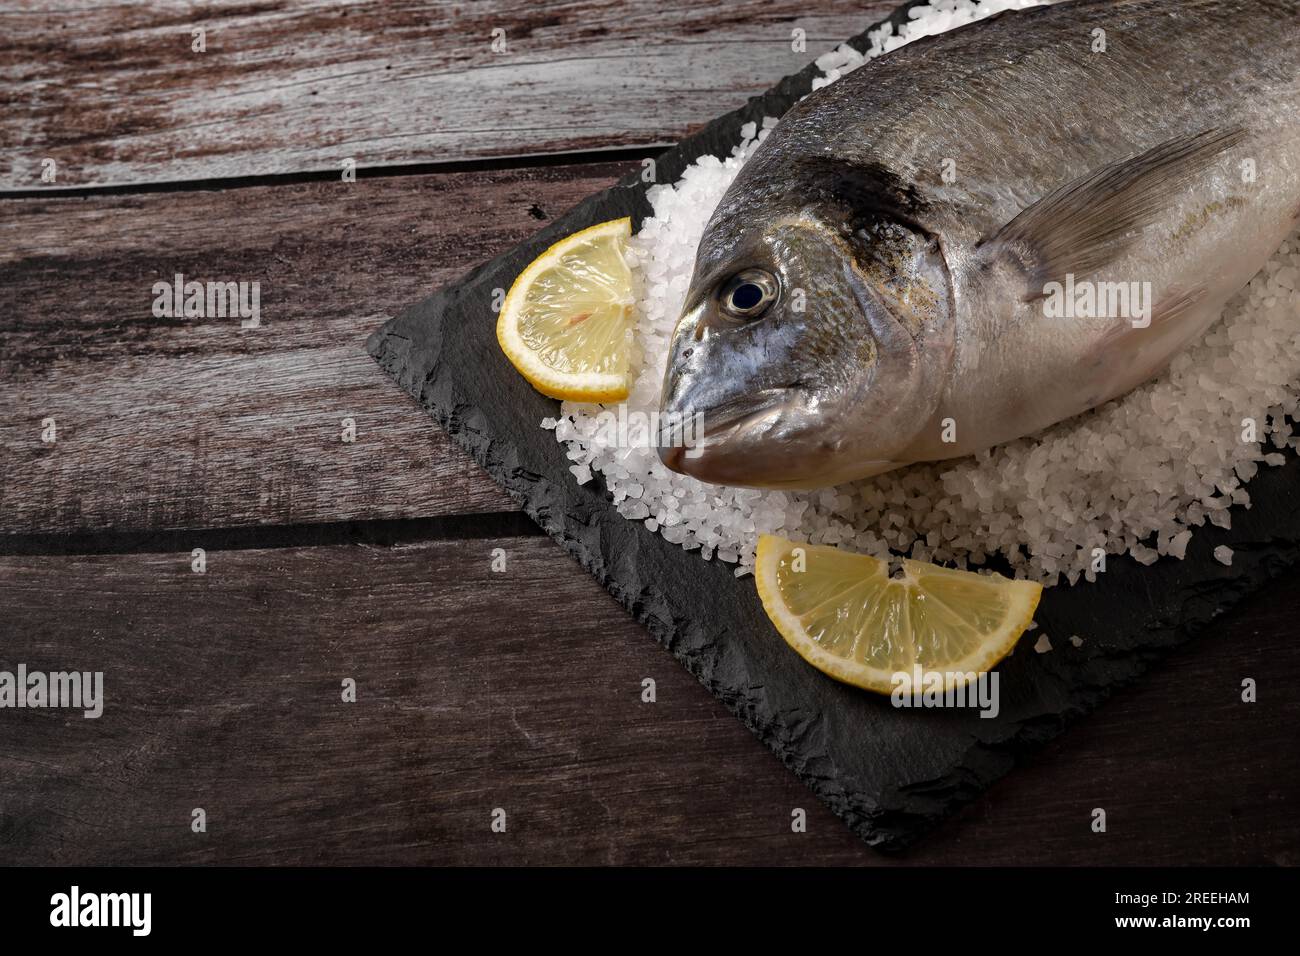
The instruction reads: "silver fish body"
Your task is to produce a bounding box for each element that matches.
[658,0,1300,489]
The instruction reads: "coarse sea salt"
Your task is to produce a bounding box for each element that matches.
[544,0,1300,586]
[811,0,1047,90]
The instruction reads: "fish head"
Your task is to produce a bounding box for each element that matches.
[658,173,953,489]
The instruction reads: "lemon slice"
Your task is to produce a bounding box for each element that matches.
[496,217,636,402]
[754,534,1042,694]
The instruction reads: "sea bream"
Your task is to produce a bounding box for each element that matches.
[657,0,1300,489]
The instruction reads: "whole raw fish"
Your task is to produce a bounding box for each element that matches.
[658,0,1300,488]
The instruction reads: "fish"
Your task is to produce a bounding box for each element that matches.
[657,0,1300,489]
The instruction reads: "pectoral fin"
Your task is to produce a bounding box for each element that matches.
[975,127,1246,299]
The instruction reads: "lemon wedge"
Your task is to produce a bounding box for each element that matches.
[496,217,636,402]
[754,534,1042,694]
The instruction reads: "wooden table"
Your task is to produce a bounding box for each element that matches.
[2,0,1296,866]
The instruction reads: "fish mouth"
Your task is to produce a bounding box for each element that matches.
[658,404,775,470]
[657,391,812,486]
[657,391,907,488]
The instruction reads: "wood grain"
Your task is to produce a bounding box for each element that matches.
[0,536,1294,865]
[0,161,643,535]
[2,0,900,189]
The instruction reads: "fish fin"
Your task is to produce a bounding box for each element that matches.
[1081,284,1214,405]
[976,127,1246,299]
[1149,285,1212,328]
[1092,285,1210,355]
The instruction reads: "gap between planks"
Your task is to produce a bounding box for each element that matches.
[0,144,666,201]
[0,512,545,558]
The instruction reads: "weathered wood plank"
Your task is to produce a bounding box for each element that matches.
[0,161,639,534]
[0,536,1295,864]
[2,0,899,189]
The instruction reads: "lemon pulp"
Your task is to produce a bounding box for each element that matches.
[496,217,635,402]
[754,534,1042,694]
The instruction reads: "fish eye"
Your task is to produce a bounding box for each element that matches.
[719,269,779,320]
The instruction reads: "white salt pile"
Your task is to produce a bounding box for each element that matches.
[545,0,1300,585]
[811,0,1048,90]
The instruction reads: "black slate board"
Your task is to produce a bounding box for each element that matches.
[367,2,1300,850]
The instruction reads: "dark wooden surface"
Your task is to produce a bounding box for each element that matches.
[1,0,1296,865]
[1,164,639,533]
[2,0,889,189]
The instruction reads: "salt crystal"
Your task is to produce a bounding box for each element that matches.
[1168,530,1193,560]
